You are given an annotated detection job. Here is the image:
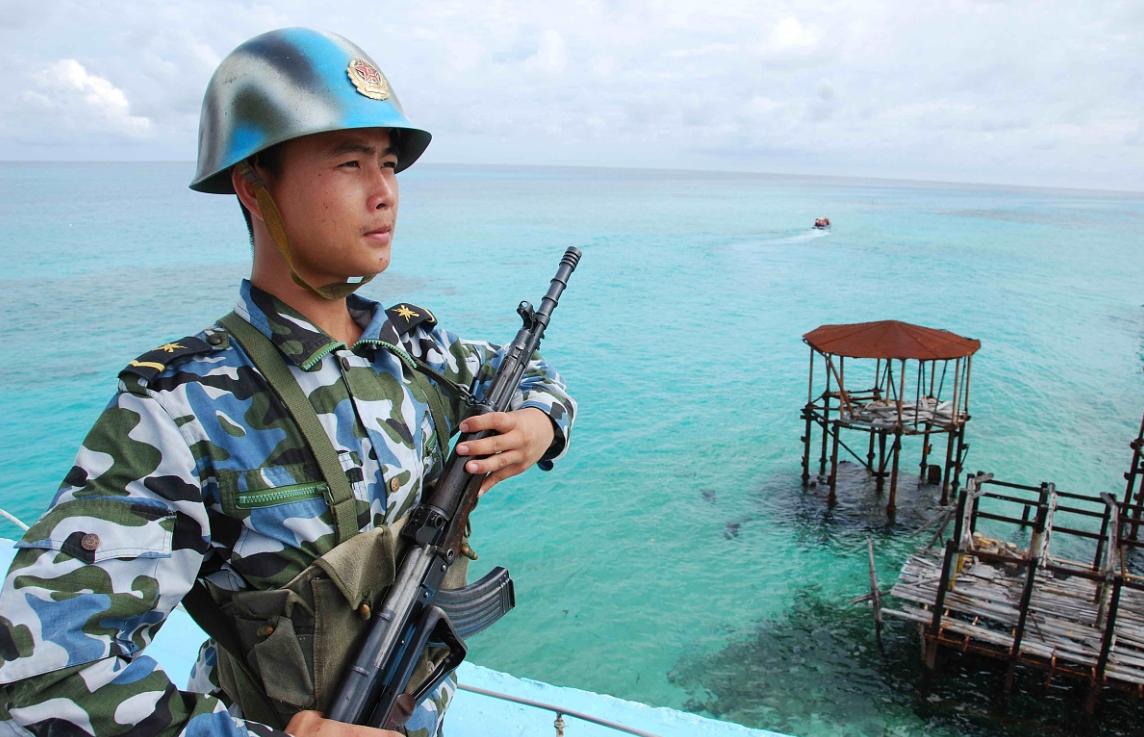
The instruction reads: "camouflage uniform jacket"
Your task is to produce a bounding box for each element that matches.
[0,280,575,737]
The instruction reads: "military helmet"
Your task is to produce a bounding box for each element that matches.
[190,28,431,194]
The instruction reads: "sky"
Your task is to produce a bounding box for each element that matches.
[2,0,1143,191]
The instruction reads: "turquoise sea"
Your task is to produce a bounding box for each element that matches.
[3,162,1144,736]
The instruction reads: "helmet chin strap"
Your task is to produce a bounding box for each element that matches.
[238,160,375,301]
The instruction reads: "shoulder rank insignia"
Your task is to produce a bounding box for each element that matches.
[385,303,437,335]
[118,335,221,392]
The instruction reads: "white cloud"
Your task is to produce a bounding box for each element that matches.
[768,17,821,53]
[22,59,151,137]
[0,0,1143,189]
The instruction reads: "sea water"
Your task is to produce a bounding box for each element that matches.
[2,162,1144,737]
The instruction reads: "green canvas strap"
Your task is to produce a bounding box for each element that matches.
[381,349,453,464]
[416,368,452,463]
[218,312,359,545]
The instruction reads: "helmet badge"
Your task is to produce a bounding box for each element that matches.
[347,58,390,101]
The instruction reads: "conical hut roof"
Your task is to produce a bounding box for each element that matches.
[803,320,980,360]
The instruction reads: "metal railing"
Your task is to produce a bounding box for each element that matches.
[0,508,28,532]
[0,508,663,737]
[457,683,664,737]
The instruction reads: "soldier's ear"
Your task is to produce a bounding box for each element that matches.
[232,165,264,223]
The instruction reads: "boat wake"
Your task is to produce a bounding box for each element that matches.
[719,228,831,253]
[772,228,831,245]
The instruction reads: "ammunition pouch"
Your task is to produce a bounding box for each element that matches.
[208,520,468,729]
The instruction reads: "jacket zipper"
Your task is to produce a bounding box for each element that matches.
[354,339,417,369]
[236,481,330,509]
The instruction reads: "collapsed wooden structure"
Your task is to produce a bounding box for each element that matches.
[800,320,981,514]
[887,469,1144,711]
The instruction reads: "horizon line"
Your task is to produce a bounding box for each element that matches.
[2,159,1142,198]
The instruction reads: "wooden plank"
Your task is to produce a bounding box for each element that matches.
[889,547,1144,693]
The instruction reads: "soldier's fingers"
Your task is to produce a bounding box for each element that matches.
[465,448,525,475]
[479,463,527,495]
[459,412,515,434]
[456,429,523,457]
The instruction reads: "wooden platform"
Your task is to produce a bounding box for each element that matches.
[882,473,1144,708]
[889,548,1144,690]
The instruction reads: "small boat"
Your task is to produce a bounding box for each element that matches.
[814,218,831,230]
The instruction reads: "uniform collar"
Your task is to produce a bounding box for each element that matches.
[235,280,393,370]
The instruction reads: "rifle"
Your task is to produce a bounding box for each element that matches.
[328,246,582,729]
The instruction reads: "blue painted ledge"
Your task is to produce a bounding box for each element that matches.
[0,540,788,737]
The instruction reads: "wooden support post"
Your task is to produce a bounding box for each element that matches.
[963,355,973,420]
[819,354,831,476]
[1122,405,1144,540]
[926,539,958,671]
[940,430,956,505]
[1004,499,1048,699]
[867,430,876,476]
[947,358,966,499]
[913,359,922,431]
[1086,577,1123,713]
[876,431,887,492]
[828,422,841,505]
[887,359,903,516]
[950,485,969,549]
[1096,493,1119,625]
[952,427,966,497]
[867,537,883,644]
[950,358,961,432]
[969,472,982,533]
[800,407,814,486]
[802,347,815,486]
[921,360,936,478]
[919,430,932,480]
[888,430,902,516]
[1093,499,1111,580]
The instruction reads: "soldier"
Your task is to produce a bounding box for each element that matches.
[0,28,574,737]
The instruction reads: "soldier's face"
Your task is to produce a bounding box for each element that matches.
[268,128,400,285]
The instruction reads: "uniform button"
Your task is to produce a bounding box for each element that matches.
[341,357,353,371]
[207,333,223,346]
[80,533,100,551]
[390,478,400,492]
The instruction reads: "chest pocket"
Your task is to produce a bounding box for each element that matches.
[217,462,330,518]
[215,459,370,584]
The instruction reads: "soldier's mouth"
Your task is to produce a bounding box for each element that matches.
[364,226,393,244]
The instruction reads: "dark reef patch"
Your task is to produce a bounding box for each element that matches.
[669,586,1139,737]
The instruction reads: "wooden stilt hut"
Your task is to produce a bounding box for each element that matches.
[799,320,980,514]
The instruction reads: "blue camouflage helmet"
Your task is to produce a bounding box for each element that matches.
[190,28,432,194]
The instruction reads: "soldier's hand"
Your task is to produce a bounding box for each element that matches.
[284,710,402,737]
[456,407,556,494]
